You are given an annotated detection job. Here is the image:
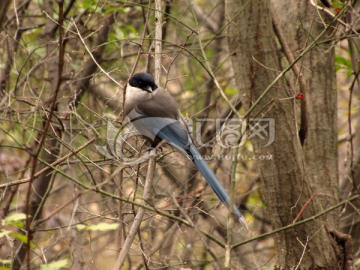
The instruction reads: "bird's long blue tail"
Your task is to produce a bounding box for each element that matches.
[150,119,248,229]
[189,145,248,228]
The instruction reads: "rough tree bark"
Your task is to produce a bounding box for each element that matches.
[0,0,11,30]
[226,0,347,268]
[341,0,360,250]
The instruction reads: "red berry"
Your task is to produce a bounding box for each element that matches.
[296,93,304,100]
[335,8,341,13]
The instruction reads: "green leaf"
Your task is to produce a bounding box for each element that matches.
[355,257,360,267]
[335,55,352,75]
[224,86,238,95]
[10,232,35,248]
[104,6,131,15]
[9,221,25,229]
[87,222,119,231]
[0,258,12,269]
[2,213,27,226]
[76,222,119,231]
[75,224,86,231]
[332,0,343,9]
[40,259,69,270]
[0,230,12,238]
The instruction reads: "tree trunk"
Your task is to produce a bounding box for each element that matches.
[13,2,63,268]
[226,0,346,268]
[340,0,360,250]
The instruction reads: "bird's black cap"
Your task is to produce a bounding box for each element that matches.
[129,72,158,92]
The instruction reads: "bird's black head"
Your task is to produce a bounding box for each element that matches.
[128,72,158,93]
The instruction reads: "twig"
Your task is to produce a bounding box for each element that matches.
[232,194,360,249]
[294,236,309,270]
[113,1,162,268]
[154,0,162,84]
[171,193,194,226]
[165,32,193,88]
[124,1,198,35]
[34,193,82,227]
[203,0,252,49]
[112,152,156,270]
[0,0,30,96]
[346,70,360,193]
[192,3,218,33]
[72,18,124,89]
[272,15,307,93]
[309,0,358,34]
[224,148,237,269]
[129,0,151,78]
[294,225,324,269]
[190,3,242,119]
[0,138,96,189]
[23,2,65,267]
[292,191,320,224]
[133,223,179,270]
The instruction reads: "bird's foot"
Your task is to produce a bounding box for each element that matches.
[149,148,157,157]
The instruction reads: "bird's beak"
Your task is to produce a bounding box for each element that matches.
[145,86,153,93]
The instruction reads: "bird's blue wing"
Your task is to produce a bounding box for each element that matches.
[127,109,191,154]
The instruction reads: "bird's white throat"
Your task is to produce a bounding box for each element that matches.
[125,84,155,104]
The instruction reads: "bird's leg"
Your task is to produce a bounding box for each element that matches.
[148,148,157,157]
[144,140,166,158]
